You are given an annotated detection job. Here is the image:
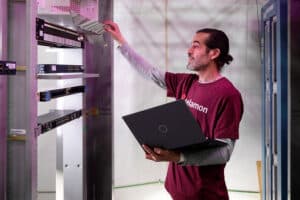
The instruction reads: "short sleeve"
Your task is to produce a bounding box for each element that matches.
[165,72,180,97]
[214,93,244,139]
[165,72,197,99]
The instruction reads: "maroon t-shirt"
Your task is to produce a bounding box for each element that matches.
[164,72,243,200]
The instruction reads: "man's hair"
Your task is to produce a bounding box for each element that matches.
[196,28,233,70]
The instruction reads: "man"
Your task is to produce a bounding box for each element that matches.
[104,21,243,200]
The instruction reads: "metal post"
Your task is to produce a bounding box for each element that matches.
[25,0,38,199]
[84,0,113,199]
[275,0,288,199]
[7,0,37,200]
[289,0,300,199]
[0,0,8,199]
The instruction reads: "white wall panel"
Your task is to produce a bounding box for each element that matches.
[113,1,168,187]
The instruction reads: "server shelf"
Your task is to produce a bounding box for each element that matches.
[0,60,16,75]
[36,18,84,48]
[37,73,99,79]
[39,85,85,101]
[37,64,84,74]
[37,109,82,134]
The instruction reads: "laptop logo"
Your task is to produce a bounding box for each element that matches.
[158,124,168,135]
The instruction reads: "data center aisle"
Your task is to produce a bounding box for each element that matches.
[112,183,259,200]
[37,183,259,200]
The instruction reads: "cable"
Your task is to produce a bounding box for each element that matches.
[246,0,249,66]
[164,0,169,72]
[256,0,263,63]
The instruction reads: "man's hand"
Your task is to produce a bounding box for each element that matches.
[103,20,126,45]
[142,144,180,163]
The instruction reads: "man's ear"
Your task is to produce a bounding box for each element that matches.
[209,48,221,60]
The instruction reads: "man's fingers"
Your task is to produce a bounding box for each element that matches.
[102,20,114,26]
[104,26,112,32]
[142,145,155,155]
[102,20,125,44]
[103,21,117,31]
[145,154,158,161]
[143,145,177,162]
[145,154,152,160]
[104,24,114,32]
[154,147,163,154]
[143,145,161,161]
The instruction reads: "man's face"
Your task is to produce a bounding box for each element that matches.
[186,32,212,71]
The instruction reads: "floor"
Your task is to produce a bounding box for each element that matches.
[38,183,260,200]
[113,183,260,200]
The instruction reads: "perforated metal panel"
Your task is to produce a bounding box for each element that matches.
[261,0,289,199]
[37,0,98,19]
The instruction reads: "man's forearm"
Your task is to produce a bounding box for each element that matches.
[179,139,236,166]
[118,43,166,89]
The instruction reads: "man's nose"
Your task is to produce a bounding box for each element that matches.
[187,47,192,55]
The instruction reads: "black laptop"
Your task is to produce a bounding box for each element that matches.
[122,100,226,151]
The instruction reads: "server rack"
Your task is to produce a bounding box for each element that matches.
[262,0,300,199]
[262,0,288,199]
[3,1,113,200]
[36,23,87,199]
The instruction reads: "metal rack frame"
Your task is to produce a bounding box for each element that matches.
[2,1,113,200]
[0,0,8,199]
[261,0,288,199]
[6,1,38,200]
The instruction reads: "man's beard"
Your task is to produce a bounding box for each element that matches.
[186,62,209,71]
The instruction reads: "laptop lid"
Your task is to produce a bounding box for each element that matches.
[122,100,225,151]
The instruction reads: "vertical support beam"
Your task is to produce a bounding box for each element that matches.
[262,1,289,199]
[261,8,266,200]
[7,1,37,200]
[276,0,288,199]
[261,3,275,200]
[84,0,113,199]
[290,0,300,199]
[25,0,38,199]
[0,0,8,199]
